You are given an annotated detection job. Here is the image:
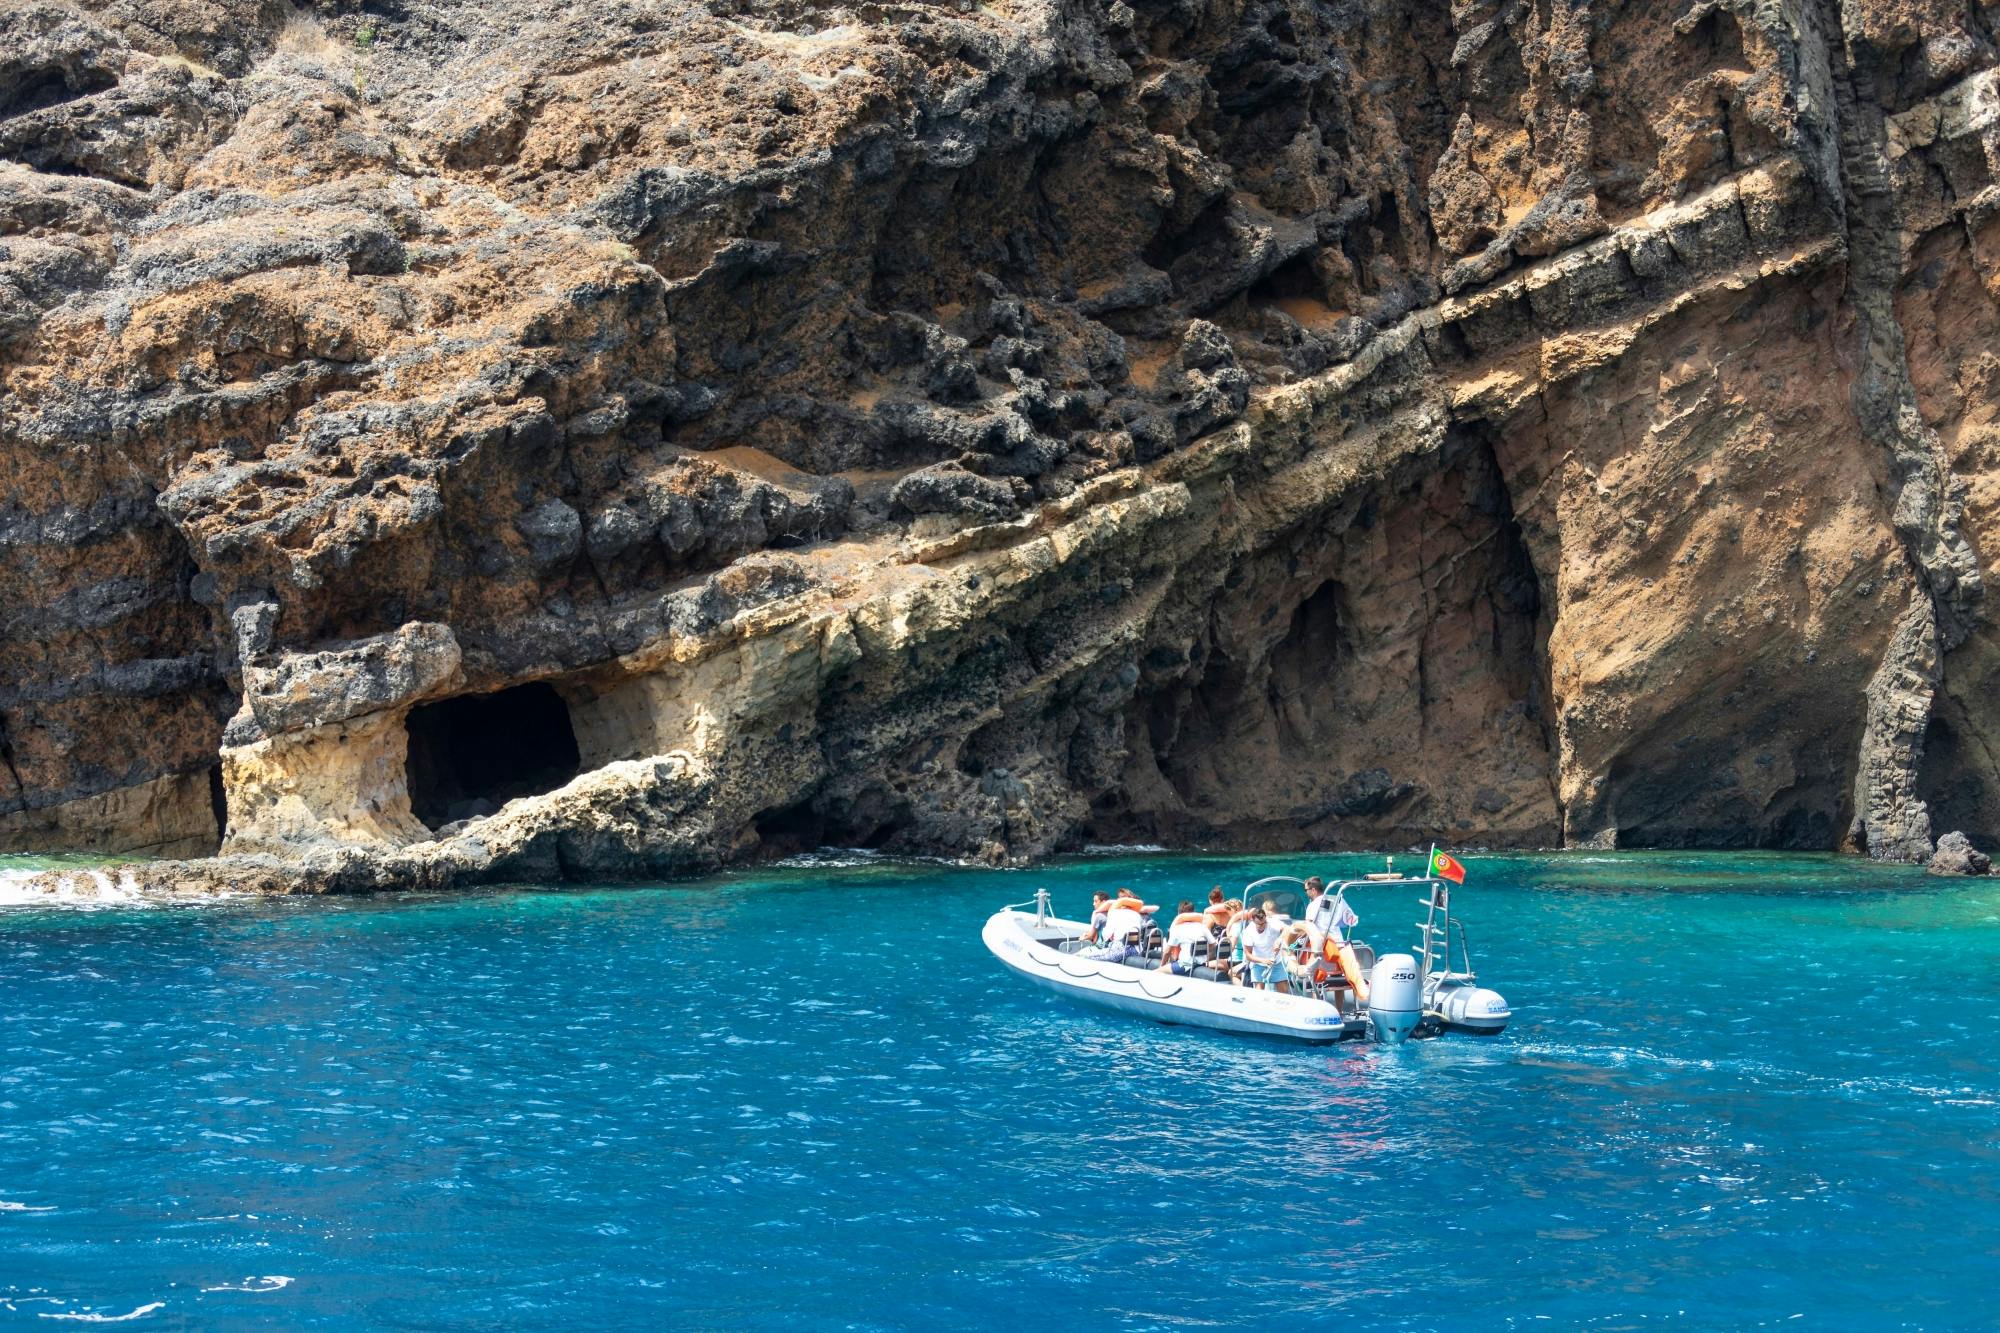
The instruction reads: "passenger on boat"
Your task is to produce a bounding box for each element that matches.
[1279,921,1330,991]
[1213,900,1247,982]
[1088,896,1152,960]
[1158,900,1208,976]
[1238,907,1289,993]
[1080,936,1134,964]
[1079,890,1112,943]
[1113,886,1157,919]
[1303,877,1335,941]
[1113,888,1163,946]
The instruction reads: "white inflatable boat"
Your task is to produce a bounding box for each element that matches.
[982,869,1510,1044]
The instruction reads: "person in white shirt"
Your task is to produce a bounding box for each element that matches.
[1238,907,1288,993]
[1100,900,1145,948]
[1158,900,1209,976]
[1303,877,1337,944]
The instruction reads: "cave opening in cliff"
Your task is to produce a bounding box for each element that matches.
[404,682,582,830]
[208,764,228,847]
[753,798,825,858]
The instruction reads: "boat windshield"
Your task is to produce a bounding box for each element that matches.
[1241,877,1306,919]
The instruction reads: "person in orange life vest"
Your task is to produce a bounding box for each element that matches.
[1083,892,1149,963]
[1111,886,1159,920]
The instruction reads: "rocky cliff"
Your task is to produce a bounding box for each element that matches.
[6,0,2000,892]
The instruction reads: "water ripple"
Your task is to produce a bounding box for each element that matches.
[0,851,1991,1329]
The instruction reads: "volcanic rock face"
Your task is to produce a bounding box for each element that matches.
[7,0,2000,890]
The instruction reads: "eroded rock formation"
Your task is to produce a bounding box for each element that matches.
[7,0,2000,891]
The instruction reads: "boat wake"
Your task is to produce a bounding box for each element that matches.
[1512,1040,1993,1106]
[198,1277,293,1294]
[34,1302,165,1323]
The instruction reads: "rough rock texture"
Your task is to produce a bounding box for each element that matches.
[10,0,2000,892]
[1927,828,1991,873]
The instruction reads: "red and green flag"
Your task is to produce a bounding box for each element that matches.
[1430,847,1466,884]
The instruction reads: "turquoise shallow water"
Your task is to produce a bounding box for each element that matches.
[1,849,1998,1329]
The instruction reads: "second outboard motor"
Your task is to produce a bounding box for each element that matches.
[1431,983,1511,1035]
[1368,953,1422,1042]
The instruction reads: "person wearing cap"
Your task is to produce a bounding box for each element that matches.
[1238,906,1289,993]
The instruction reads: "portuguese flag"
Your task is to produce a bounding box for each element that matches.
[1430,846,1467,884]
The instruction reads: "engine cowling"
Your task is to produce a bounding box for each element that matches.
[1367,953,1422,1042]
[1432,983,1510,1034]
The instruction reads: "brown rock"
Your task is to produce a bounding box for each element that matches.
[5,0,2000,894]
[1928,830,1990,875]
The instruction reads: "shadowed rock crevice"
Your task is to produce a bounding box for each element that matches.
[1092,427,1558,851]
[207,762,228,844]
[405,683,582,830]
[1806,0,1986,862]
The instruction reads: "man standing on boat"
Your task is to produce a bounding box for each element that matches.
[1303,876,1357,949]
[1238,907,1289,993]
[1303,877,1334,941]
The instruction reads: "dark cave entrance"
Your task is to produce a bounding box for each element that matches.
[208,764,229,847]
[404,682,582,830]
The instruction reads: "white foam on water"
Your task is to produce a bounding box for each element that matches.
[0,866,249,911]
[198,1277,292,1294]
[37,1303,164,1323]
[0,1200,55,1212]
[1079,843,1168,855]
[774,849,883,869]
[0,868,155,911]
[772,847,901,869]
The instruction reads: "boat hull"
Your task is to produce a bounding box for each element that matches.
[982,910,1358,1043]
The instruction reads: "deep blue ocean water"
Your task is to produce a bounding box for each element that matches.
[1,849,1997,1330]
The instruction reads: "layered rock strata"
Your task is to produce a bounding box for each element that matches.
[6,0,2000,892]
